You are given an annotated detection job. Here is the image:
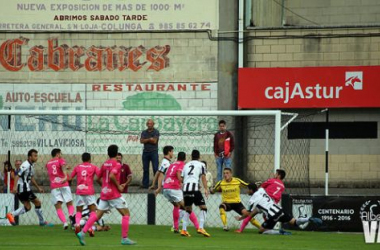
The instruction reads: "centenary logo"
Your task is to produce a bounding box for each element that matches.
[292,199,313,229]
[360,200,380,243]
[264,71,364,104]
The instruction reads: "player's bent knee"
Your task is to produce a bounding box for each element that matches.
[118,208,130,216]
[219,204,227,210]
[241,209,250,216]
[172,202,180,208]
[33,199,41,207]
[88,204,97,212]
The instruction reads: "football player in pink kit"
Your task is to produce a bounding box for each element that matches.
[260,169,285,203]
[236,169,286,233]
[155,152,200,234]
[76,145,136,246]
[46,148,74,230]
[68,152,100,234]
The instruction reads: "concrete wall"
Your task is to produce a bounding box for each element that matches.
[251,0,380,27]
[247,28,380,68]
[284,0,380,26]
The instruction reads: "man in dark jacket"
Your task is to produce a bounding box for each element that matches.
[140,119,160,189]
[213,120,234,181]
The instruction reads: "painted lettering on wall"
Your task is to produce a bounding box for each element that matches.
[87,116,217,134]
[5,92,83,103]
[92,83,211,92]
[0,37,170,72]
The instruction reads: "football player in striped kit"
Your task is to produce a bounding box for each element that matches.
[181,150,210,237]
[6,149,53,227]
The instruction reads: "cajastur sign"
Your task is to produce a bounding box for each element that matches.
[238,66,380,109]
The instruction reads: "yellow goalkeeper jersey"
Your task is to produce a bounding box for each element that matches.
[213,177,249,203]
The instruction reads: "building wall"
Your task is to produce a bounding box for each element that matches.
[283,0,380,26]
[0,32,219,185]
[246,27,380,187]
[251,0,380,27]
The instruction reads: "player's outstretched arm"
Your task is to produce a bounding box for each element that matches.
[176,170,183,184]
[212,180,222,194]
[201,174,209,198]
[60,163,71,184]
[154,174,164,196]
[68,167,77,182]
[31,176,44,193]
[110,172,124,192]
[11,175,19,194]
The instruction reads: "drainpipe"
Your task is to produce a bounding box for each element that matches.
[238,0,244,68]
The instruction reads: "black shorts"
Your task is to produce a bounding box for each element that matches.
[262,212,293,230]
[221,202,246,215]
[183,191,205,207]
[17,191,37,203]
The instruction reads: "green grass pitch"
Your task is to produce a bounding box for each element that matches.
[0,225,377,250]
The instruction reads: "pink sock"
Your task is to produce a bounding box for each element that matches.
[75,212,82,225]
[67,205,75,216]
[240,216,251,232]
[82,212,97,233]
[56,208,66,223]
[189,212,199,229]
[122,215,130,239]
[173,207,180,230]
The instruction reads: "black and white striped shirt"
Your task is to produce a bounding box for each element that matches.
[81,205,105,227]
[181,160,205,192]
[17,160,35,193]
[249,188,284,221]
[158,158,171,175]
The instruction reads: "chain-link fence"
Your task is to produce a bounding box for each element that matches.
[0,111,311,228]
[0,112,311,190]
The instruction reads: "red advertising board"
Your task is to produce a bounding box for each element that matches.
[238,66,380,109]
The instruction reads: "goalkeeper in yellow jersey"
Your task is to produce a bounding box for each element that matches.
[211,168,261,231]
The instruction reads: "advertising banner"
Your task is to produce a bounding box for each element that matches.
[238,66,380,108]
[0,0,218,31]
[289,196,380,233]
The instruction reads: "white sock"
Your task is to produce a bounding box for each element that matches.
[199,210,207,229]
[182,212,190,231]
[296,217,309,226]
[35,207,45,223]
[262,230,281,235]
[12,206,26,217]
[179,209,185,221]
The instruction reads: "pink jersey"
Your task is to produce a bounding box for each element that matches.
[71,162,100,196]
[261,178,285,204]
[163,161,185,190]
[46,158,69,189]
[98,159,122,200]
